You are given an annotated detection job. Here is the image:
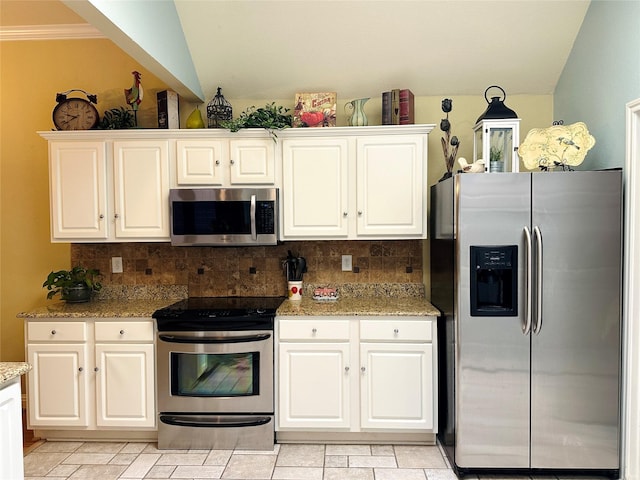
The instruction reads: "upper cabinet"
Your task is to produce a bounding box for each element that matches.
[281,125,432,240]
[40,125,433,243]
[176,136,275,186]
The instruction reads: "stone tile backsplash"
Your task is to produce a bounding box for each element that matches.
[71,240,423,298]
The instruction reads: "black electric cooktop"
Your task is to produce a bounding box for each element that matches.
[152,296,285,331]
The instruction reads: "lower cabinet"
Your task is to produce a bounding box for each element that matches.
[0,379,25,479]
[277,316,436,433]
[26,318,155,430]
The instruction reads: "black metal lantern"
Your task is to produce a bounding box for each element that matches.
[473,85,521,173]
[206,87,232,128]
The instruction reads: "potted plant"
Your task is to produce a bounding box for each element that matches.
[220,102,292,141]
[42,266,103,303]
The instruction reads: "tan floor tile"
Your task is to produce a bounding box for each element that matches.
[32,441,83,453]
[349,455,398,468]
[375,468,428,479]
[23,452,70,476]
[108,453,138,465]
[119,453,161,478]
[276,444,325,467]
[325,455,348,468]
[46,464,80,477]
[395,446,447,469]
[371,445,395,456]
[67,464,127,479]
[155,452,208,465]
[325,445,372,456]
[233,444,281,455]
[62,453,116,465]
[145,464,177,478]
[205,449,234,465]
[323,467,375,480]
[425,468,461,480]
[76,442,126,453]
[222,454,276,479]
[120,442,150,454]
[272,466,324,480]
[171,464,225,478]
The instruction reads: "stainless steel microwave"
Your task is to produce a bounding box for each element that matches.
[169,188,279,246]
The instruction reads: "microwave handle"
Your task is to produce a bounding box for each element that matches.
[250,194,257,241]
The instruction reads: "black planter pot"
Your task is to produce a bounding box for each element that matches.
[62,285,91,303]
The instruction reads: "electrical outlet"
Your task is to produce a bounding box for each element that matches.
[341,255,352,272]
[111,257,123,274]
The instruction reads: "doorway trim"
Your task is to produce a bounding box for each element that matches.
[624,98,640,480]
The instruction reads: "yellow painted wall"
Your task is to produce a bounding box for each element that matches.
[0,37,553,362]
[0,38,171,361]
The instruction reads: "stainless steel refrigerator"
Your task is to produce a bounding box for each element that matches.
[430,170,622,476]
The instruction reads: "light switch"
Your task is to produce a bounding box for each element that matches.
[111,257,123,273]
[341,255,352,272]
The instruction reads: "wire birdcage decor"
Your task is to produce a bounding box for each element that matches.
[206,87,232,128]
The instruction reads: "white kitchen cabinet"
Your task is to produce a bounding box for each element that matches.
[176,137,275,186]
[25,319,155,430]
[280,125,432,240]
[45,136,170,242]
[0,379,25,479]
[281,137,350,237]
[277,316,436,433]
[112,140,170,239]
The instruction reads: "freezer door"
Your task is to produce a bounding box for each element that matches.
[455,173,531,469]
[531,170,622,469]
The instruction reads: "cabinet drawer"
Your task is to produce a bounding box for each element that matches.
[360,320,432,342]
[279,319,350,341]
[94,321,154,342]
[27,321,87,342]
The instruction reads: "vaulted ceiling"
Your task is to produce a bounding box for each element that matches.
[1,0,590,103]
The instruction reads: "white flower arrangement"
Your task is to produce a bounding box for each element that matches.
[518,122,595,171]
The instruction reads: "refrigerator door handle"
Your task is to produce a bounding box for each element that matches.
[523,226,533,335]
[533,225,543,334]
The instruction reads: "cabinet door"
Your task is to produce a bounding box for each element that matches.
[360,342,433,430]
[0,381,24,479]
[356,135,425,237]
[176,139,226,185]
[49,141,108,240]
[27,343,89,427]
[278,342,351,429]
[95,343,155,427]
[230,138,275,184]
[113,140,170,239]
[281,138,350,238]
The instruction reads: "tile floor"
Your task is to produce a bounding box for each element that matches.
[23,441,460,480]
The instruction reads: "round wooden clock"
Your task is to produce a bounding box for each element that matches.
[52,90,100,131]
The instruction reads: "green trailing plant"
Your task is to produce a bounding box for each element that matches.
[220,102,292,140]
[99,106,136,130]
[490,146,503,162]
[42,266,103,300]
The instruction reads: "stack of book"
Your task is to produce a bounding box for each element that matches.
[382,89,414,125]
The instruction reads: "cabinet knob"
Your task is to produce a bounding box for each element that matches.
[114,213,120,219]
[345,366,350,372]
[311,328,317,335]
[361,366,366,372]
[393,328,399,334]
[94,367,99,372]
[78,367,83,372]
[51,330,56,335]
[215,160,220,165]
[230,159,235,165]
[99,214,105,220]
[343,212,348,217]
[119,329,125,335]
[358,210,363,216]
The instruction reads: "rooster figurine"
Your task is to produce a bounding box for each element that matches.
[124,71,143,126]
[458,157,485,173]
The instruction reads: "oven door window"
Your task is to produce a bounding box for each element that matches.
[171,351,260,397]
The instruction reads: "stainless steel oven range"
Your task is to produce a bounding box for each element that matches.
[153,296,284,450]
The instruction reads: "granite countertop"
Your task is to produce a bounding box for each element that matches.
[0,362,31,387]
[17,298,179,319]
[277,296,440,317]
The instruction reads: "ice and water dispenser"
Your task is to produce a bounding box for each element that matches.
[470,245,517,316]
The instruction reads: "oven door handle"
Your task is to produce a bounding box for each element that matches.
[158,333,271,344]
[159,414,272,428]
